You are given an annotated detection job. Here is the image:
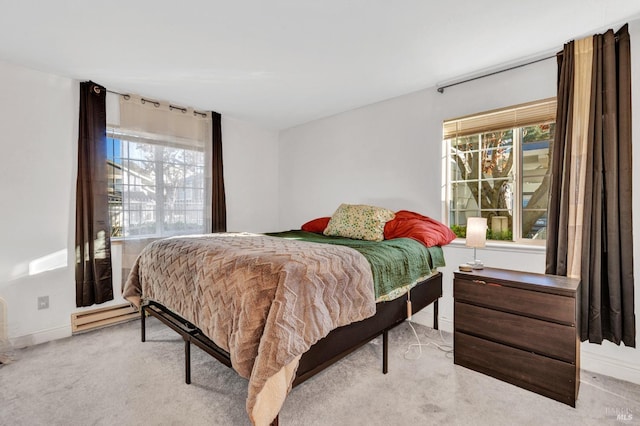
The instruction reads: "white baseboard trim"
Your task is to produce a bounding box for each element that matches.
[9,325,71,349]
[581,350,640,386]
[437,317,453,333]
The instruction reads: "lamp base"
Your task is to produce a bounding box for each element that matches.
[469,260,484,270]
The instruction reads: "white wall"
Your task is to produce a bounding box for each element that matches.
[0,60,280,347]
[279,88,444,227]
[279,21,640,385]
[0,60,78,347]
[223,117,280,233]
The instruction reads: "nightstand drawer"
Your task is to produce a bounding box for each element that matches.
[453,268,580,407]
[455,301,577,363]
[454,332,578,406]
[454,278,576,325]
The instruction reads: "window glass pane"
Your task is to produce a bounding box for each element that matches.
[450,155,468,181]
[522,137,550,178]
[523,123,554,143]
[450,135,479,181]
[128,141,153,161]
[451,135,479,151]
[481,130,513,179]
[520,124,552,240]
[449,210,479,237]
[482,178,513,211]
[446,128,551,241]
[164,163,185,188]
[107,137,124,237]
[107,130,207,239]
[523,211,547,239]
[522,175,546,202]
[452,181,478,212]
[445,102,555,243]
[126,209,156,236]
[487,214,511,240]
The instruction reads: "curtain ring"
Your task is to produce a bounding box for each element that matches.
[169,104,187,114]
[141,98,160,107]
[92,85,101,94]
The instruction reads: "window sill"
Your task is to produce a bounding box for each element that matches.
[110,236,158,244]
[448,238,546,254]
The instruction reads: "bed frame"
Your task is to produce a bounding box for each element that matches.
[140,271,442,425]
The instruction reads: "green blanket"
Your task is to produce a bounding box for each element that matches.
[267,231,445,300]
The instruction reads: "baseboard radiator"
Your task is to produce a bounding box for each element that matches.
[71,303,138,334]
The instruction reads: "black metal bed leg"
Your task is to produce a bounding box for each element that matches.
[433,299,439,330]
[184,336,191,385]
[141,305,146,342]
[382,329,388,374]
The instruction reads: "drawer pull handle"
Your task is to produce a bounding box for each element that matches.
[471,279,502,287]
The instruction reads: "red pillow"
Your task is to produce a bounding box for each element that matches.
[301,217,331,233]
[384,210,456,247]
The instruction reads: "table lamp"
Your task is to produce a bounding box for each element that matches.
[465,217,487,269]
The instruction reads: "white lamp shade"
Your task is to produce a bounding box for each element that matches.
[466,217,487,248]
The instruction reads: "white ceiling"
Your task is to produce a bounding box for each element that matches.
[1,1,640,130]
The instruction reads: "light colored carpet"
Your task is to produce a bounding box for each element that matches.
[1,318,639,425]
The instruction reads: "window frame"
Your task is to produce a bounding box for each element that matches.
[443,98,556,246]
[106,127,209,240]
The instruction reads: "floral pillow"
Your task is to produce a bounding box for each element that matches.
[323,203,395,241]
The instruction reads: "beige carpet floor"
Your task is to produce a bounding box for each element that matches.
[1,318,639,425]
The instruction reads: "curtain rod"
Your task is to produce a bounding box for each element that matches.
[106,88,130,100]
[436,54,558,94]
[103,88,208,118]
[437,29,623,94]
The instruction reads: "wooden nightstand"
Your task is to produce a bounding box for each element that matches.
[453,267,580,406]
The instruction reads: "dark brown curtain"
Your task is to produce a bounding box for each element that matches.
[75,81,113,307]
[546,25,635,347]
[211,112,227,232]
[546,41,574,277]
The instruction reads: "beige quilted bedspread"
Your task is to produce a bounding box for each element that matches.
[122,233,376,426]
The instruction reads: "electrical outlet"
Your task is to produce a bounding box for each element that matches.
[37,296,49,310]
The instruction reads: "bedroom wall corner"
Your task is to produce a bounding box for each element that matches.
[222,116,280,233]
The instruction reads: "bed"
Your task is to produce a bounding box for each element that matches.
[123,207,452,426]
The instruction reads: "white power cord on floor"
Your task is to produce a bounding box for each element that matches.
[404,320,453,360]
[402,323,638,406]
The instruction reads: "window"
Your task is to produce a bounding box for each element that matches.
[444,98,556,243]
[107,129,208,238]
